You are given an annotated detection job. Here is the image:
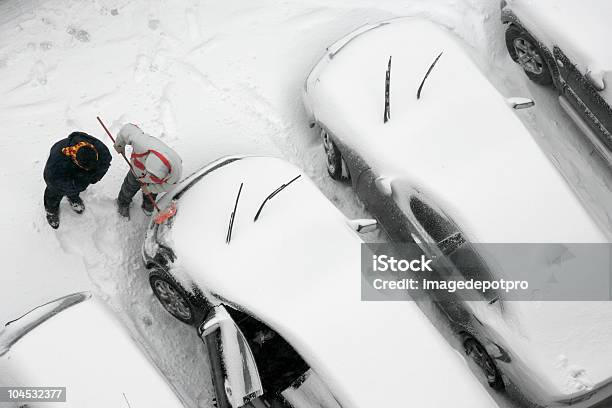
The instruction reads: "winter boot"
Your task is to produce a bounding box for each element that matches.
[68,196,85,214]
[141,205,153,216]
[142,200,154,216]
[117,199,130,219]
[46,209,60,229]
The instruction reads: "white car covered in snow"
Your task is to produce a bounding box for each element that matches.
[0,292,185,407]
[302,17,612,408]
[142,156,498,408]
[501,0,612,165]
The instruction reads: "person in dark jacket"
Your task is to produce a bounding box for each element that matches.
[43,132,112,229]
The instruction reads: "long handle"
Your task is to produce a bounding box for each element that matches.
[96,116,160,211]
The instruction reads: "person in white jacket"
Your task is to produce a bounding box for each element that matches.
[114,124,182,217]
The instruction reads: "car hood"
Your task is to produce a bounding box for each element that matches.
[156,156,498,408]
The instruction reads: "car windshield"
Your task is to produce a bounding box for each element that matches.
[153,160,302,246]
[173,158,242,201]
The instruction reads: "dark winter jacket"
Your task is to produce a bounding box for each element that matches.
[43,132,112,194]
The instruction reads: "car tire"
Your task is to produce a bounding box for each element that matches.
[149,269,198,325]
[321,128,344,181]
[464,337,505,390]
[505,25,552,86]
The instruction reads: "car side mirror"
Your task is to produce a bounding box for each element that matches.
[506,97,535,110]
[586,71,606,92]
[199,306,263,408]
[347,218,378,233]
[374,176,393,196]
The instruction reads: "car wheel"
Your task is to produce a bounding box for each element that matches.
[505,25,552,86]
[464,338,505,390]
[149,269,197,325]
[321,128,344,181]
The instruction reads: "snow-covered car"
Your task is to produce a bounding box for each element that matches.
[302,17,612,407]
[501,0,612,164]
[0,292,185,407]
[142,155,499,408]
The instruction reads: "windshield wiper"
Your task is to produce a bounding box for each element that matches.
[417,51,443,100]
[254,175,301,222]
[226,183,244,244]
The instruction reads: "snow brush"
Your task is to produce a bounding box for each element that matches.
[96,116,177,224]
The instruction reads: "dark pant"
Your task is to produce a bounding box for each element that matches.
[44,186,81,212]
[118,171,157,211]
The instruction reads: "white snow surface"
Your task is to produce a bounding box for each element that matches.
[506,0,612,101]
[1,0,611,407]
[164,156,497,408]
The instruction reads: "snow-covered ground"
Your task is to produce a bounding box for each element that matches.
[1,0,610,407]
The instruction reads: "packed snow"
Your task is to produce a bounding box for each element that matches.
[0,0,611,407]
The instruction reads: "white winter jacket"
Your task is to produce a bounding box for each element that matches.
[115,124,183,194]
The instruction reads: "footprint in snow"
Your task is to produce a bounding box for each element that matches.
[66,26,90,42]
[31,60,47,85]
[148,19,160,31]
[133,55,152,83]
[142,315,153,327]
[159,98,177,140]
[185,8,201,42]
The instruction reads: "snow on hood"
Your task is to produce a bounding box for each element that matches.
[306,17,612,399]
[164,156,497,408]
[506,0,612,102]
